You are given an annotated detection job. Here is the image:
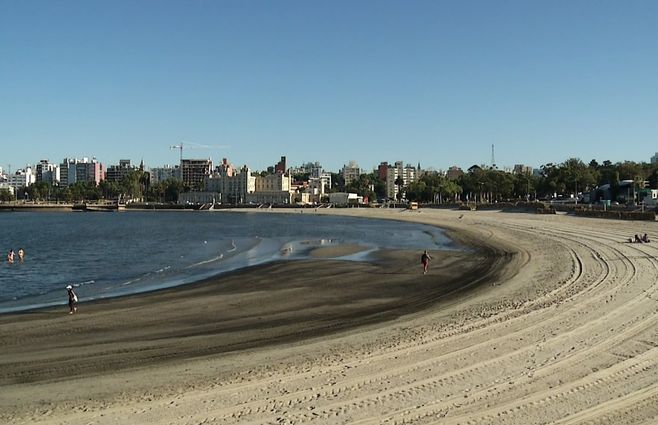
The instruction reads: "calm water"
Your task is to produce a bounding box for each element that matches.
[0,211,456,313]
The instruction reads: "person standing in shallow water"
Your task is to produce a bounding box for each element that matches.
[7,249,14,264]
[421,250,431,275]
[17,248,24,262]
[66,285,78,314]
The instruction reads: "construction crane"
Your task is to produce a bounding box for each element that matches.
[170,143,186,163]
[170,142,209,164]
[169,142,228,163]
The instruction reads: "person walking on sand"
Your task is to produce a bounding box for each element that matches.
[66,285,78,314]
[421,250,431,275]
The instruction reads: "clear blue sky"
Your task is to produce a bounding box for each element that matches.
[1,0,657,173]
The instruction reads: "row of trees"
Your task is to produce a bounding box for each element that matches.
[6,170,187,203]
[329,158,658,204]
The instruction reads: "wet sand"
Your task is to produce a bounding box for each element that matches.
[309,243,369,258]
[0,249,496,385]
[2,208,658,424]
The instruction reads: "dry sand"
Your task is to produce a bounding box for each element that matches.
[1,208,658,424]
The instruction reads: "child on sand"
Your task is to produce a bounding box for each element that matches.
[421,250,431,275]
[66,285,78,314]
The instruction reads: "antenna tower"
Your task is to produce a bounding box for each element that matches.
[491,144,496,169]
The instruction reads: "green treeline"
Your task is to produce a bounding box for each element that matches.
[8,170,186,203]
[330,158,658,204]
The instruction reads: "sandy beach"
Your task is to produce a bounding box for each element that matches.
[2,208,658,424]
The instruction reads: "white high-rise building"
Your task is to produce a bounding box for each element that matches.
[36,160,60,185]
[8,167,36,191]
[385,161,419,200]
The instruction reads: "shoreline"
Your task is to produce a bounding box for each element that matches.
[0,209,456,315]
[3,208,657,424]
[0,242,415,316]
[0,243,503,385]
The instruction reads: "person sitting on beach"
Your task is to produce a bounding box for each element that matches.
[421,250,431,275]
[642,234,650,243]
[17,248,24,262]
[634,234,643,243]
[66,285,78,315]
[7,249,14,264]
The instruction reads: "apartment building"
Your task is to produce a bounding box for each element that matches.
[378,162,389,182]
[59,158,104,187]
[385,161,419,200]
[106,159,138,182]
[446,166,464,181]
[513,164,533,175]
[292,161,324,178]
[274,156,287,174]
[7,167,36,191]
[149,165,179,184]
[36,160,60,185]
[342,160,361,186]
[180,158,212,190]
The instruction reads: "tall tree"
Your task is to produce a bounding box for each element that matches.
[394,177,404,201]
[0,188,14,202]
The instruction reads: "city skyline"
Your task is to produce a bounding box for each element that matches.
[3,147,658,178]
[2,1,658,172]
